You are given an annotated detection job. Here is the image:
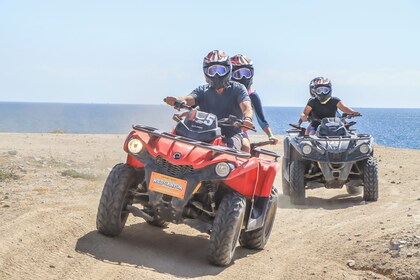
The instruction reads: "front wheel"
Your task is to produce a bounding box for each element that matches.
[208,191,245,266]
[239,187,278,250]
[363,157,378,201]
[290,160,306,205]
[96,163,141,236]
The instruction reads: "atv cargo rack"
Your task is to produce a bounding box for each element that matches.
[296,134,372,142]
[133,124,251,158]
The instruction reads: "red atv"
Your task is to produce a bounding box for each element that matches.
[96,99,280,266]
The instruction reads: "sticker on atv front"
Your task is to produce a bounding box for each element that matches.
[149,172,187,199]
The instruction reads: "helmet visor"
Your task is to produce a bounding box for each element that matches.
[205,65,229,77]
[232,68,252,79]
[315,86,331,95]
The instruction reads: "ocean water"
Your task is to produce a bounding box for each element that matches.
[0,102,419,149]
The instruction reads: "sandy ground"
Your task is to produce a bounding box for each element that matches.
[0,132,419,280]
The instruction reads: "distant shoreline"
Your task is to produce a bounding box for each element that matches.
[0,132,418,151]
[0,101,419,109]
[0,103,419,149]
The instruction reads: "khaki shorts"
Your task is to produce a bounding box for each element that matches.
[224,132,246,150]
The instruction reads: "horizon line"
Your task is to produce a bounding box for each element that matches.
[0,100,419,110]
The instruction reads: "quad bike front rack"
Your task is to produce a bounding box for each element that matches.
[133,125,251,158]
[296,134,372,142]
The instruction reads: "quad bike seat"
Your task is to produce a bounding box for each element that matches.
[175,110,222,143]
[316,117,348,137]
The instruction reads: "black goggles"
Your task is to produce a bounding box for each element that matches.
[315,86,331,95]
[232,68,252,79]
[205,65,229,77]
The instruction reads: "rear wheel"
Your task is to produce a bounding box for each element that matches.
[239,187,278,249]
[282,159,291,196]
[96,163,141,236]
[290,160,306,205]
[363,157,378,201]
[208,191,245,266]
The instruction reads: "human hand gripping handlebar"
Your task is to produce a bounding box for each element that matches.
[163,98,193,111]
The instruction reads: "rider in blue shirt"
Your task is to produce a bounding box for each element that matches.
[165,50,254,151]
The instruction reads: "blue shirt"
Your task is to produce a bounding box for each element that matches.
[189,81,250,137]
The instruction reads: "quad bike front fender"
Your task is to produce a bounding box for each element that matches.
[126,154,145,168]
[246,195,270,231]
[224,157,278,198]
[282,156,290,182]
[283,137,291,161]
[223,157,260,197]
[245,161,279,231]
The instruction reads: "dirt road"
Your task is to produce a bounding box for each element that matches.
[0,133,419,279]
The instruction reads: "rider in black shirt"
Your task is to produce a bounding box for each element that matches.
[300,77,360,134]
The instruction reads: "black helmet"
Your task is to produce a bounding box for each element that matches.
[230,54,254,89]
[203,50,232,89]
[310,77,332,104]
[309,77,318,97]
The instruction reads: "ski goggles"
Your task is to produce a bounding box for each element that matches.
[232,68,253,79]
[315,86,331,94]
[205,65,229,77]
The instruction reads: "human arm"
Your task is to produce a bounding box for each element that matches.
[250,93,270,128]
[337,101,360,115]
[261,127,278,144]
[300,105,312,122]
[164,96,196,107]
[249,93,278,144]
[239,100,254,128]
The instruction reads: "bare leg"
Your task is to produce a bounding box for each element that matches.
[241,137,251,153]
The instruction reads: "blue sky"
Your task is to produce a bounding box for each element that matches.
[0,0,419,108]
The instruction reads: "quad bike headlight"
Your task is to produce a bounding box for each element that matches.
[302,144,312,155]
[215,162,230,177]
[359,143,370,154]
[128,138,143,154]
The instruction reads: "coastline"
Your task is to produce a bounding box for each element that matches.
[0,132,419,279]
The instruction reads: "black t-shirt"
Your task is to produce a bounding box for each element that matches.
[188,81,250,137]
[307,97,341,128]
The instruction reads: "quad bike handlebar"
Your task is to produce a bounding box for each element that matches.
[250,139,279,160]
[288,119,303,130]
[341,113,362,119]
[219,115,257,132]
[289,113,362,130]
[307,113,362,124]
[163,98,193,111]
[250,139,276,149]
[164,98,257,131]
